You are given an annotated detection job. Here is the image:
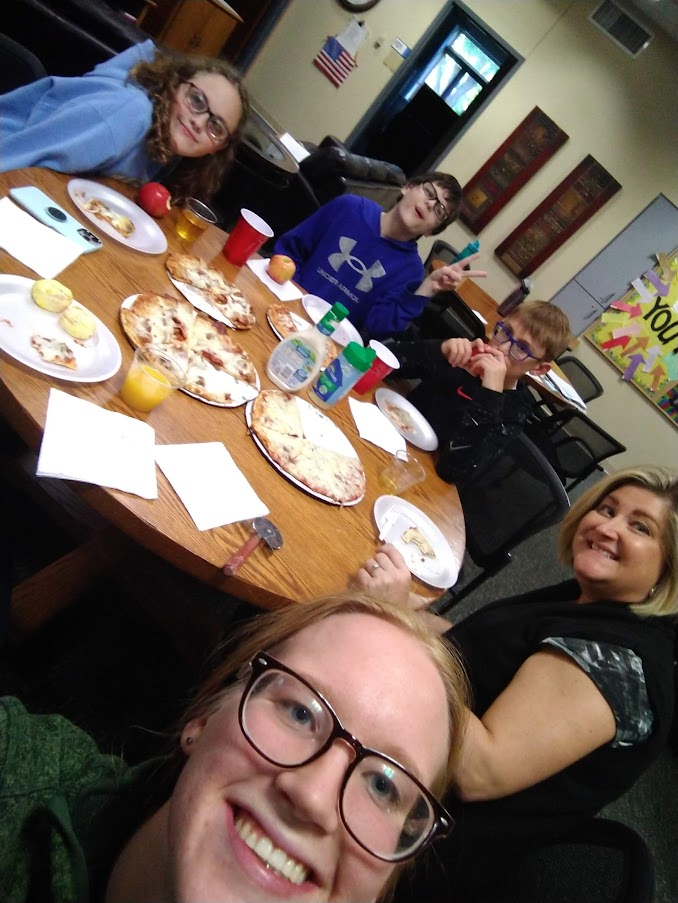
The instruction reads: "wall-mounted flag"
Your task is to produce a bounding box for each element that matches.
[313,35,357,87]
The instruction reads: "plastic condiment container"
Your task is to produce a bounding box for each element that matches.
[266,302,348,392]
[307,341,376,409]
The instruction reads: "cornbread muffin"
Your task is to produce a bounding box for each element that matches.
[31,279,73,312]
[59,303,97,340]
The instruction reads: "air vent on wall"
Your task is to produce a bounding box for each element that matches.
[589,0,654,56]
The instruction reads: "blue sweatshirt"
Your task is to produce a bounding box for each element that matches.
[274,194,426,339]
[0,40,166,182]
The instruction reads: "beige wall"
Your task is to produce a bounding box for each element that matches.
[247,0,678,470]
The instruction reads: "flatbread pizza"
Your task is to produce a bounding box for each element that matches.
[249,389,365,505]
[81,197,135,238]
[120,292,259,406]
[166,252,256,329]
[267,303,337,368]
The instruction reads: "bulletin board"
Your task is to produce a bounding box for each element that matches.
[585,250,678,428]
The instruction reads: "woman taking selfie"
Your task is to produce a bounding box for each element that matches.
[0,593,468,903]
[0,39,248,201]
[355,466,678,900]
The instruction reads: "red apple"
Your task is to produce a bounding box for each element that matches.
[267,254,296,284]
[137,182,172,217]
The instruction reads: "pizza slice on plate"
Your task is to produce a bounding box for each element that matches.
[30,335,77,370]
[82,197,135,238]
[166,252,255,329]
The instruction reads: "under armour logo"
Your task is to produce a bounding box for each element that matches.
[328,237,386,292]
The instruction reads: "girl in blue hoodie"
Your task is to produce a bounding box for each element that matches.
[0,40,249,201]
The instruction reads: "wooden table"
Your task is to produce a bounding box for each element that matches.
[0,168,465,628]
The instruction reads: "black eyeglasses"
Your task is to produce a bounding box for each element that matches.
[237,652,453,863]
[421,181,449,223]
[183,81,231,144]
[492,321,542,362]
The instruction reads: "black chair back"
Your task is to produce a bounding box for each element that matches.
[433,433,570,612]
[556,355,604,404]
[423,239,458,273]
[0,34,46,93]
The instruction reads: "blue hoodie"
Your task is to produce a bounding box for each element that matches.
[0,40,166,182]
[274,194,426,338]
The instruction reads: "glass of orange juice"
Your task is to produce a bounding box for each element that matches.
[176,197,218,241]
[119,346,186,413]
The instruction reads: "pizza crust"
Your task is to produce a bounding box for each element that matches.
[166,252,255,330]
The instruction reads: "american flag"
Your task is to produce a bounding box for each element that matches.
[313,36,357,88]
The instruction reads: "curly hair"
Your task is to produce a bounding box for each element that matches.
[129,48,250,201]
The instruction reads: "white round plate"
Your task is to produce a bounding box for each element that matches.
[119,295,259,407]
[374,495,459,589]
[67,179,167,254]
[0,275,121,382]
[375,387,438,451]
[245,395,364,506]
[302,294,364,347]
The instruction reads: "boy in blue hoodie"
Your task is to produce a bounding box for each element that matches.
[274,172,486,339]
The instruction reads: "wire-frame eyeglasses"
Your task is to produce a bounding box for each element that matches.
[492,321,543,362]
[237,652,453,862]
[183,81,231,144]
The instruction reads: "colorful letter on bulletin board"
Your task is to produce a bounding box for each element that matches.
[585,250,678,428]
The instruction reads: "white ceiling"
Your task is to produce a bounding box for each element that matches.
[628,0,678,42]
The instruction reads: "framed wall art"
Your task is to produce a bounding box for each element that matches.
[459,107,568,234]
[495,155,622,279]
[585,250,678,429]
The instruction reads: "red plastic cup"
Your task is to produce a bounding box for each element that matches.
[222,209,274,266]
[353,340,400,394]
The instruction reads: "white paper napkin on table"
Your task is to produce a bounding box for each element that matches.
[0,197,83,278]
[155,442,268,531]
[37,389,157,498]
[246,258,304,301]
[348,397,406,454]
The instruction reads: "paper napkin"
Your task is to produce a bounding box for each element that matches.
[279,132,311,163]
[37,388,157,498]
[545,371,587,410]
[155,442,268,531]
[348,397,406,454]
[0,197,83,278]
[247,258,304,301]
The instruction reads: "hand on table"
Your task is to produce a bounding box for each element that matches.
[351,544,413,607]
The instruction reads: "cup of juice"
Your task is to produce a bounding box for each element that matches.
[176,198,217,241]
[119,346,186,413]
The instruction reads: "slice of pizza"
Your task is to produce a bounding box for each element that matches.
[267,303,336,367]
[191,314,257,385]
[166,252,255,329]
[401,526,436,558]
[83,197,135,238]
[31,335,77,370]
[251,389,304,438]
[120,293,196,349]
[293,442,365,503]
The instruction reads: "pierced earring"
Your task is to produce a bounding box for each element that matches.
[185,736,193,745]
[647,586,657,599]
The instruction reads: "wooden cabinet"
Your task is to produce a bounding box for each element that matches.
[145,0,242,57]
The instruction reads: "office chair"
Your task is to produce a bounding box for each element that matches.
[0,34,46,92]
[479,818,655,903]
[526,412,626,492]
[432,433,570,614]
[423,239,459,273]
[534,355,604,427]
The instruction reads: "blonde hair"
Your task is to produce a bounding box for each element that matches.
[507,300,571,362]
[557,465,678,616]
[129,49,249,201]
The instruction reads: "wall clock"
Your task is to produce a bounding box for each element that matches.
[336,0,381,11]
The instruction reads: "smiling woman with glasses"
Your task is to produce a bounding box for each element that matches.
[1,594,468,903]
[1,39,250,202]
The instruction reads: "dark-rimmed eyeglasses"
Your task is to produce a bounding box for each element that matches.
[237,652,453,862]
[493,321,542,362]
[182,81,231,144]
[421,181,449,223]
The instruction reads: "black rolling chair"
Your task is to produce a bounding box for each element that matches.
[479,818,655,903]
[0,34,47,93]
[432,433,570,614]
[526,412,626,492]
[423,239,459,273]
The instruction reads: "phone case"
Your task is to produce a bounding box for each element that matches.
[9,186,103,253]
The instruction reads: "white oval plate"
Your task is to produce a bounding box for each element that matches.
[119,294,259,407]
[67,179,167,254]
[374,495,459,589]
[0,275,121,382]
[375,387,438,451]
[245,395,364,506]
[302,294,364,347]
